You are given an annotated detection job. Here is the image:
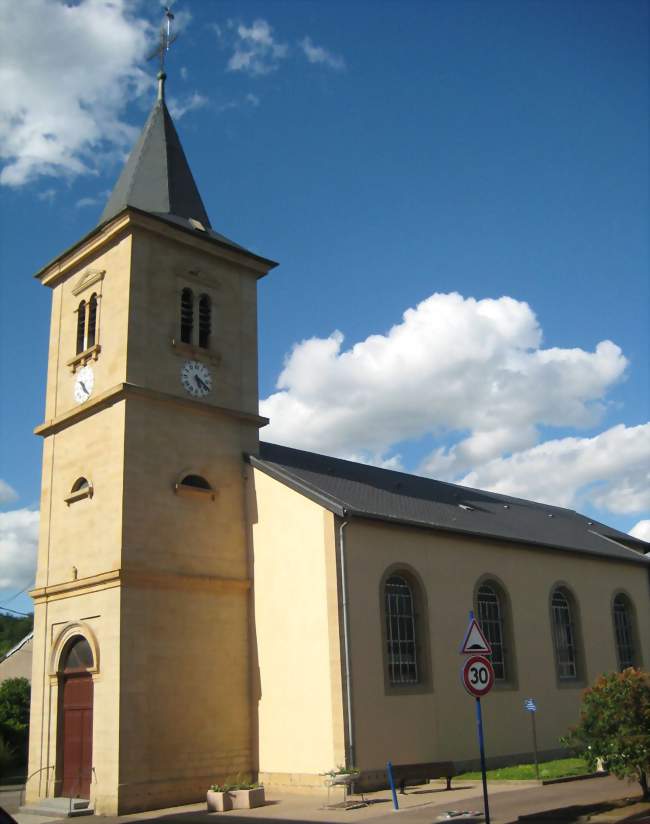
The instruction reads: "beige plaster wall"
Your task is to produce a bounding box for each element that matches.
[35,402,125,589]
[44,232,132,422]
[127,226,260,415]
[27,587,121,815]
[117,582,251,813]
[0,638,33,683]
[249,470,345,785]
[345,520,650,771]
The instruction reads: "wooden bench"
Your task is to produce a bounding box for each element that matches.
[389,761,456,793]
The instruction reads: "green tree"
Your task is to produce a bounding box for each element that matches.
[563,669,650,799]
[0,677,31,767]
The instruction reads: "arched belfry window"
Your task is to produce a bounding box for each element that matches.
[385,574,418,685]
[551,587,580,680]
[87,294,98,348]
[180,288,194,344]
[198,294,211,349]
[477,582,507,681]
[613,594,638,670]
[76,301,86,354]
[62,636,94,673]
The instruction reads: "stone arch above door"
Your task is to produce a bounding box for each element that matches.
[49,623,100,682]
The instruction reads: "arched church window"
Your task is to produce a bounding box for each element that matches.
[62,636,94,672]
[385,574,418,684]
[551,587,581,681]
[87,294,98,348]
[613,593,638,671]
[180,288,193,344]
[198,294,211,349]
[476,582,508,681]
[180,474,211,490]
[76,301,86,354]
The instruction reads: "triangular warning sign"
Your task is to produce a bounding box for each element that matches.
[460,618,492,655]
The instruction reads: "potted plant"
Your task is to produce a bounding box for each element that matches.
[208,775,265,811]
[207,782,233,812]
[324,765,360,785]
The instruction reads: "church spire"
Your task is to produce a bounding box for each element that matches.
[98,6,212,230]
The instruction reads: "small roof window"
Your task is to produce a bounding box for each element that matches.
[175,474,215,500]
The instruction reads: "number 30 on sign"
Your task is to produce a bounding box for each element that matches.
[461,655,495,697]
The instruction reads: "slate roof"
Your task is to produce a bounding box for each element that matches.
[249,442,650,567]
[97,94,275,267]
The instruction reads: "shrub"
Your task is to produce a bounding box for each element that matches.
[563,668,650,799]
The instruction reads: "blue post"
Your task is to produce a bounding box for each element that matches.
[387,761,399,810]
[475,698,491,824]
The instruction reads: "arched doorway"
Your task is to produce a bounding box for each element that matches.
[58,637,94,798]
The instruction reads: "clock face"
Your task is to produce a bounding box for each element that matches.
[74,365,95,404]
[181,360,212,398]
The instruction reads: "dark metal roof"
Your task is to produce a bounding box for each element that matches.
[98,96,270,263]
[250,442,650,566]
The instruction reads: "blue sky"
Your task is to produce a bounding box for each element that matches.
[0,0,648,616]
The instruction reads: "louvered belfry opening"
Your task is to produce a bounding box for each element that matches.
[198,293,211,349]
[180,288,193,343]
[76,302,86,354]
[87,294,98,349]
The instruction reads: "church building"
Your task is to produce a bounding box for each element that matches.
[26,72,650,815]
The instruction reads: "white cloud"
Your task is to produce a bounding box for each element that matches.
[168,91,208,120]
[259,291,645,516]
[299,37,346,70]
[629,520,650,542]
[457,423,650,513]
[226,19,288,76]
[262,292,627,460]
[0,0,152,187]
[0,508,39,590]
[37,188,57,203]
[0,480,18,506]
[246,93,261,107]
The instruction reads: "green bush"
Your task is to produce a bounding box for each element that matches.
[0,677,30,767]
[563,668,650,799]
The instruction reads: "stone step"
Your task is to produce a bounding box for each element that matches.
[19,798,94,818]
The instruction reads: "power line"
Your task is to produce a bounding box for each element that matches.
[0,606,32,617]
[0,580,34,608]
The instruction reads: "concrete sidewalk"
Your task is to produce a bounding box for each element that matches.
[7,775,649,824]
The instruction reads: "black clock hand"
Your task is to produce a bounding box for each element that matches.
[196,375,208,391]
[79,381,89,394]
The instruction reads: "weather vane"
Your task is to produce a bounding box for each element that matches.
[147,6,178,99]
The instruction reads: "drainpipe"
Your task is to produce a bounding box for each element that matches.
[338,517,355,768]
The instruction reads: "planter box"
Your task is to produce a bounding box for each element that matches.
[206,790,232,812]
[231,788,265,809]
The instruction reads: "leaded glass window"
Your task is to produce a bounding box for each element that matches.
[613,594,636,670]
[76,301,86,354]
[477,583,506,680]
[551,589,577,679]
[385,574,418,684]
[63,637,93,672]
[87,293,98,348]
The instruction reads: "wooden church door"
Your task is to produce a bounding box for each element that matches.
[59,637,94,798]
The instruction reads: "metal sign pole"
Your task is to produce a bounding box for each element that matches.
[531,711,540,780]
[475,697,491,824]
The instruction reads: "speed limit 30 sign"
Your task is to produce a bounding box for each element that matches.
[461,655,495,697]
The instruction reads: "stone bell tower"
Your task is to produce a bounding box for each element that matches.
[27,67,276,814]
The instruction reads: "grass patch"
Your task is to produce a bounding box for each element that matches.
[456,757,590,781]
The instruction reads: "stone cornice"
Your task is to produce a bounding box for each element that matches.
[30,567,250,603]
[34,382,268,437]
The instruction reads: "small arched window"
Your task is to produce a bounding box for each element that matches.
[87,294,98,348]
[477,583,507,681]
[62,636,94,673]
[65,477,93,505]
[175,474,214,500]
[76,301,86,354]
[613,594,637,671]
[198,294,211,349]
[385,574,418,685]
[551,587,579,680]
[180,288,194,344]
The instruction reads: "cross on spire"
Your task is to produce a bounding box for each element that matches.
[147,6,178,100]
